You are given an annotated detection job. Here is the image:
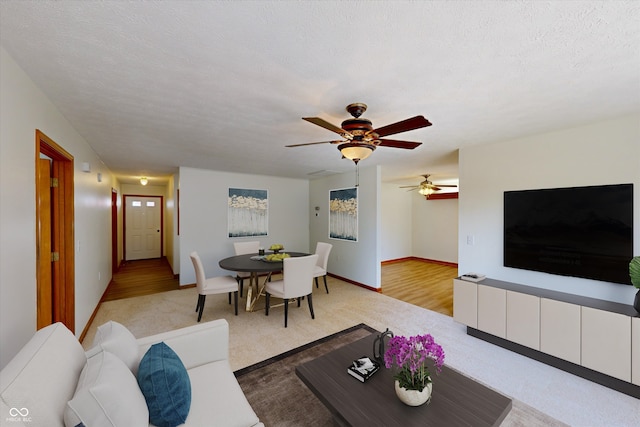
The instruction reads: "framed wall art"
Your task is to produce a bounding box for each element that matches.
[329,187,358,241]
[228,188,268,237]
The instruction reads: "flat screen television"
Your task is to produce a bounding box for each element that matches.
[503,184,633,285]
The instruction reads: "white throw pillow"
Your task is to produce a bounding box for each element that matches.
[64,350,149,427]
[89,320,140,374]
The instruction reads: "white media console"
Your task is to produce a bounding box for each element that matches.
[453,277,640,398]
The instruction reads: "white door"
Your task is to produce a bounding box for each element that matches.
[125,196,162,260]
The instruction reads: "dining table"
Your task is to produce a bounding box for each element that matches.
[218,251,310,312]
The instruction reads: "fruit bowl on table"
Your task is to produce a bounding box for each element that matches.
[269,244,284,254]
[263,253,290,262]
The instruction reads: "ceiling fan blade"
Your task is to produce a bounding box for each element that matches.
[377,139,422,149]
[302,117,350,136]
[285,140,340,148]
[434,184,458,188]
[372,116,432,138]
[399,185,418,188]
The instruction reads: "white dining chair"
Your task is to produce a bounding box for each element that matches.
[313,242,332,293]
[233,241,260,297]
[190,251,239,321]
[265,254,318,327]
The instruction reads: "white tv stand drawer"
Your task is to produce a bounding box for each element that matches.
[453,277,639,397]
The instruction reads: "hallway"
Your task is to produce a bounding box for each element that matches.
[102,258,179,301]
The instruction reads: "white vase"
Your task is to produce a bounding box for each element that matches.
[394,380,432,406]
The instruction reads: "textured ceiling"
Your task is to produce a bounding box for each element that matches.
[1,1,639,186]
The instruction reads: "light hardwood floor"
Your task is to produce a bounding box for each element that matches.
[381,259,458,316]
[102,257,458,316]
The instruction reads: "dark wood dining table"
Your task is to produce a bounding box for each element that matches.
[219,252,310,311]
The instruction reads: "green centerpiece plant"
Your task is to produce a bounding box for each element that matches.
[630,257,640,288]
[630,256,640,312]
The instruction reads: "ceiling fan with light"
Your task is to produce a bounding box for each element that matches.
[400,174,458,198]
[286,103,432,164]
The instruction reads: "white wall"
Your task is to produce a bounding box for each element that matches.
[74,164,115,333]
[0,47,114,367]
[178,167,309,284]
[310,166,381,288]
[172,172,180,275]
[380,182,413,260]
[121,183,167,195]
[459,114,640,304]
[412,197,458,264]
[165,175,177,273]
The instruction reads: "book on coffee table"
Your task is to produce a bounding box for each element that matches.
[347,356,380,382]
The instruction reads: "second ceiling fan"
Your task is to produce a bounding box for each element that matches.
[287,103,432,164]
[400,174,458,198]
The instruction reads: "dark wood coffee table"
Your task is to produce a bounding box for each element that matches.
[295,332,512,426]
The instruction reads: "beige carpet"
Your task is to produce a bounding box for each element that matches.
[234,324,565,427]
[82,275,639,426]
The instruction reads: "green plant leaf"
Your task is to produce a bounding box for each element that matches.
[630,257,640,289]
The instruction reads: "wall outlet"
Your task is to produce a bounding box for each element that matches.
[466,235,475,245]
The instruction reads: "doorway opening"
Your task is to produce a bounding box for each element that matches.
[35,130,75,332]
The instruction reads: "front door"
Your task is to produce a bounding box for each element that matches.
[124,196,162,260]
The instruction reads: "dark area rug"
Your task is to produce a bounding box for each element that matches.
[235,324,375,426]
[234,324,567,427]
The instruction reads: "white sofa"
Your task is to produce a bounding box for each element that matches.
[0,319,263,427]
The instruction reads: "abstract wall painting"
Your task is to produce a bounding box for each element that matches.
[228,188,268,237]
[329,187,358,241]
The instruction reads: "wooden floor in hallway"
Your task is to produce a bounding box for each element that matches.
[101,257,458,316]
[102,258,180,302]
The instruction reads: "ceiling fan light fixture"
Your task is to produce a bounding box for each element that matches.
[140,177,148,186]
[418,186,434,196]
[337,142,376,164]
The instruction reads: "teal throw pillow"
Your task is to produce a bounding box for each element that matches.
[137,342,191,427]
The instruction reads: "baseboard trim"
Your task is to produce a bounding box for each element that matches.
[382,256,458,268]
[381,257,414,265]
[467,327,640,399]
[79,299,104,344]
[327,273,381,293]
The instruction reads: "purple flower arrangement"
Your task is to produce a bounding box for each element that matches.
[384,333,445,391]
